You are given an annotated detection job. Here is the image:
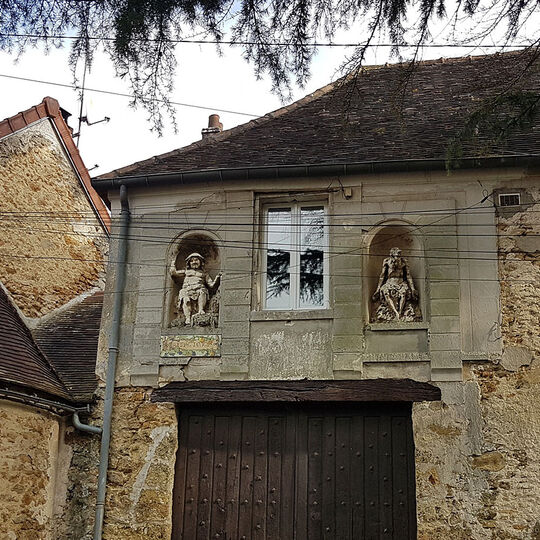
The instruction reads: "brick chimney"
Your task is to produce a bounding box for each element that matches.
[201,114,223,139]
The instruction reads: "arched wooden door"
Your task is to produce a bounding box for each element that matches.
[172,403,416,539]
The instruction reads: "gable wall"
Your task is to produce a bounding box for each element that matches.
[0,118,108,318]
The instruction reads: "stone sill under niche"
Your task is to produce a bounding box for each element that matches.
[366,321,430,331]
[161,326,222,336]
[250,309,334,322]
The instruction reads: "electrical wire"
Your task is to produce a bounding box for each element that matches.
[0,251,535,289]
[1,33,533,49]
[0,73,260,117]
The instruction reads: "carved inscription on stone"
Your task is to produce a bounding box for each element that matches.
[372,247,422,322]
[160,335,221,357]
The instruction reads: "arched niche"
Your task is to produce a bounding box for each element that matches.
[365,221,425,323]
[164,231,222,328]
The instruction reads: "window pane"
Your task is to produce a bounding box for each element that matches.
[300,207,324,308]
[266,208,291,309]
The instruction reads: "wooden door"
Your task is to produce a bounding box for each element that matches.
[172,404,416,539]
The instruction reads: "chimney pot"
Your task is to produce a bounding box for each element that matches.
[202,114,223,139]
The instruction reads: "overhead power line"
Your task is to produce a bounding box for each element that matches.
[0,73,259,117]
[0,251,535,285]
[1,33,532,49]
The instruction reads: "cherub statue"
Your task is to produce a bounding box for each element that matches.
[372,247,421,322]
[170,252,221,326]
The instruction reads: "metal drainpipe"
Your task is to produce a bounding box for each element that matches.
[73,410,102,435]
[93,184,130,540]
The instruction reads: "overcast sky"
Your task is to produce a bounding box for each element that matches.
[0,21,534,176]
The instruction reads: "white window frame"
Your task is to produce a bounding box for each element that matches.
[262,202,329,310]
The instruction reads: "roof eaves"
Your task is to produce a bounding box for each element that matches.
[0,285,75,402]
[92,154,540,193]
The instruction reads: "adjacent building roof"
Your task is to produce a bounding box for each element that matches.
[32,291,103,403]
[0,97,111,230]
[0,285,72,401]
[99,50,540,182]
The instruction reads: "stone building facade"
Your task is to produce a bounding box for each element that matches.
[0,98,109,540]
[91,52,540,539]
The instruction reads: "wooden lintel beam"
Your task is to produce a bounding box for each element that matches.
[151,379,441,403]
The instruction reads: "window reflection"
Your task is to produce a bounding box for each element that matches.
[300,207,324,308]
[264,204,326,310]
[266,208,291,309]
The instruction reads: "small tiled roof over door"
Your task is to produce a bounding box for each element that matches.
[0,286,72,401]
[99,50,540,180]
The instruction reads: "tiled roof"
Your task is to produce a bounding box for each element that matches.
[0,286,72,401]
[32,291,103,402]
[0,97,111,230]
[101,50,540,179]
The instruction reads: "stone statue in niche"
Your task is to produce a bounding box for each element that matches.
[372,247,422,322]
[170,252,221,327]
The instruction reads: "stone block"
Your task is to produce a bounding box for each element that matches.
[132,337,161,358]
[137,292,163,309]
[429,281,460,299]
[331,270,361,286]
[428,265,459,281]
[140,243,167,262]
[225,248,253,260]
[224,257,252,272]
[332,317,363,336]
[226,190,253,204]
[430,316,460,333]
[135,308,162,325]
[425,234,457,250]
[333,254,362,270]
[183,357,222,380]
[221,304,251,322]
[158,365,186,383]
[429,332,461,351]
[332,334,363,353]
[332,352,361,371]
[363,361,431,381]
[221,337,250,356]
[430,298,460,316]
[220,356,249,373]
[430,350,461,368]
[470,451,506,472]
[365,329,428,353]
[333,285,362,303]
[221,320,250,338]
[501,346,534,372]
[333,370,364,380]
[221,288,252,305]
[130,363,159,387]
[333,303,363,319]
[220,372,249,381]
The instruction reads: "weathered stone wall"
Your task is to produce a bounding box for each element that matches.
[53,418,101,540]
[414,181,540,539]
[0,400,64,540]
[99,388,177,540]
[0,119,108,318]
